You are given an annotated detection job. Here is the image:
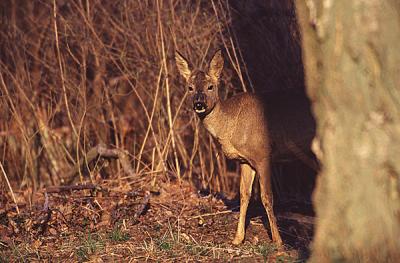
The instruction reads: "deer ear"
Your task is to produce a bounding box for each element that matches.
[208,50,224,81]
[175,51,191,81]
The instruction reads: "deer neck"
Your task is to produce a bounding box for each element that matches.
[202,101,225,139]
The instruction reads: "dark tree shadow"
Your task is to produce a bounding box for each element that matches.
[225,0,319,258]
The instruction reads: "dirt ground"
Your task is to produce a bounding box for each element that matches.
[0,178,313,262]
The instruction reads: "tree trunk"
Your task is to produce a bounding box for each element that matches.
[295,1,400,261]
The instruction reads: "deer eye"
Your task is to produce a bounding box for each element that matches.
[188,86,194,91]
[208,85,214,91]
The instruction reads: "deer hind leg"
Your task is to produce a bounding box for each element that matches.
[257,160,283,246]
[232,163,256,245]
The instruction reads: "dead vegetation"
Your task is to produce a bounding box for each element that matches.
[0,0,313,261]
[0,0,241,193]
[1,181,308,261]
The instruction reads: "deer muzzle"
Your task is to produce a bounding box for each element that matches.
[193,93,207,113]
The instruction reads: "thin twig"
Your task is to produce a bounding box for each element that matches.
[156,0,181,182]
[45,183,99,193]
[187,208,238,220]
[53,0,78,138]
[0,160,20,214]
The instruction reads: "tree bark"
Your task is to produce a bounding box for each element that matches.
[295,1,400,261]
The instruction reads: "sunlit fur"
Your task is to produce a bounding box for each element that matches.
[175,50,283,246]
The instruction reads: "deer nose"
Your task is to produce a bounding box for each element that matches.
[193,92,206,103]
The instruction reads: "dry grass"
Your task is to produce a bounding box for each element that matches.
[0,0,311,261]
[0,0,246,194]
[0,0,304,195]
[0,0,306,196]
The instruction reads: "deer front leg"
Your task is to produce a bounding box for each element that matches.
[257,159,283,246]
[232,163,256,245]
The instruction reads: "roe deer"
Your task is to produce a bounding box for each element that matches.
[175,50,315,246]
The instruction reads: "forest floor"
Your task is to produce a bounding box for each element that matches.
[0,179,313,262]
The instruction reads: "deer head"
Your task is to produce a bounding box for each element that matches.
[175,50,224,117]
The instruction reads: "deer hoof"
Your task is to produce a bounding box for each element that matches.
[232,236,244,245]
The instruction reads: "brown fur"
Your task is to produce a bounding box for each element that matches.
[175,50,314,246]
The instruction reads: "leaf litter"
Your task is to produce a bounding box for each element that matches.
[0,179,308,262]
